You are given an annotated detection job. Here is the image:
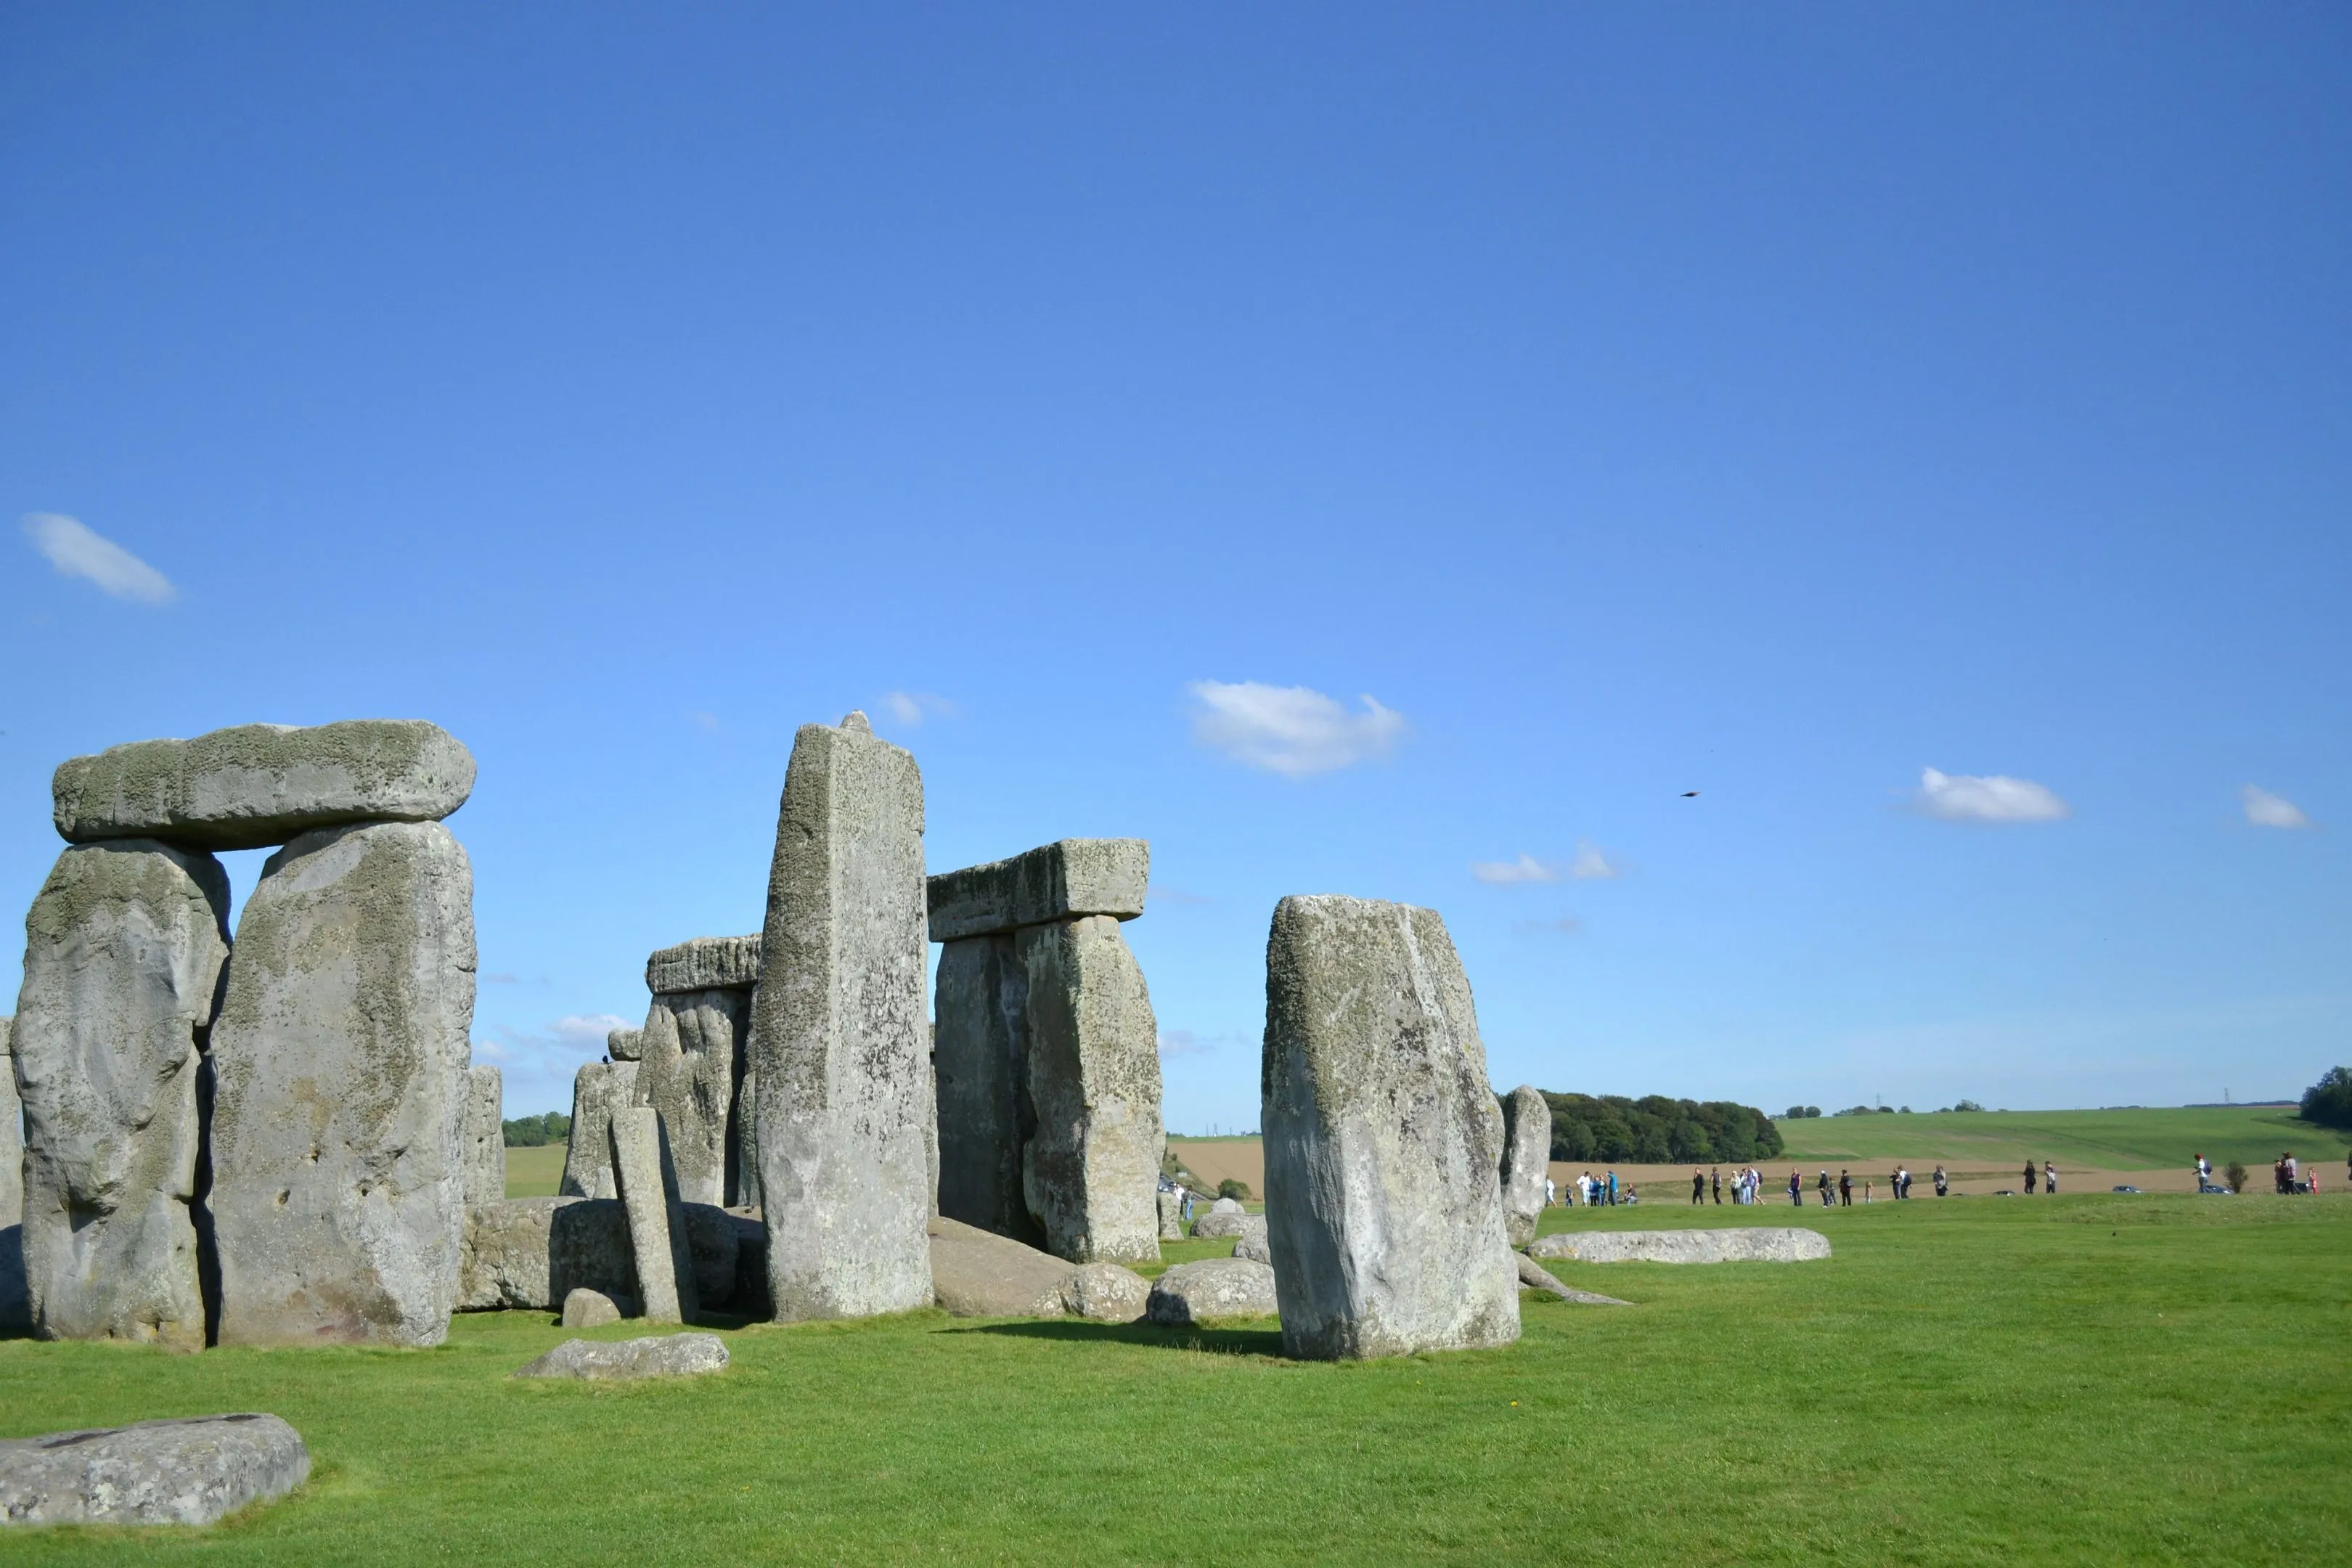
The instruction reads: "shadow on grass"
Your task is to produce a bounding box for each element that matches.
[950,1318,1287,1357]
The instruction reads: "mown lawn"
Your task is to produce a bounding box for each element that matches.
[1772,1103,2347,1171]
[2,1193,2345,1564]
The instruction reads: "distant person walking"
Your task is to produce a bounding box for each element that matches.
[1839,1169,1853,1206]
[1712,1167,1723,1205]
[1897,1166,1911,1200]
[1691,1168,1706,1205]
[2024,1160,2037,1196]
[2285,1152,2300,1193]
[1789,1169,1802,1207]
[1818,1169,1833,1208]
[2043,1161,2057,1195]
[2195,1153,2212,1192]
[1933,1164,1948,1198]
[1606,1170,1618,1206]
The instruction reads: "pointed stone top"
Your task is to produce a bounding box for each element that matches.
[841,710,871,732]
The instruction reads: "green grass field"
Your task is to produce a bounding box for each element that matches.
[502,1142,567,1199]
[4,1191,2345,1563]
[1773,1104,2347,1170]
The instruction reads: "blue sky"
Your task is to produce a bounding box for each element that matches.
[4,4,2346,1129]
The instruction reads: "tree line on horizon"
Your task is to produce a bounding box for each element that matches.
[1540,1092,1784,1165]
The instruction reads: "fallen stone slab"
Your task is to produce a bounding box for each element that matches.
[1146,1258,1280,1326]
[560,1287,638,1328]
[751,713,934,1322]
[1527,1228,1832,1264]
[209,820,474,1348]
[14,841,228,1350]
[1262,896,1519,1361]
[1063,1261,1152,1323]
[1514,1251,1631,1306]
[0,1413,309,1527]
[513,1332,730,1381]
[1231,1214,1273,1265]
[928,1216,1077,1318]
[52,719,474,852]
[927,838,1150,944]
[1497,1085,1551,1249]
[645,935,762,995]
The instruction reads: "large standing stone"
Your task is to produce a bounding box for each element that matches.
[750,714,934,1321]
[931,934,1040,1246]
[461,1063,505,1207]
[208,820,475,1348]
[0,1413,310,1527]
[1261,895,1520,1361]
[1016,917,1163,1264]
[52,720,474,852]
[926,838,1149,943]
[632,988,750,1207]
[0,1017,25,1331]
[609,1107,695,1324]
[12,841,228,1350]
[558,1060,638,1199]
[1498,1084,1551,1248]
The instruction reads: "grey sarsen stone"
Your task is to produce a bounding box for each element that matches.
[1016,916,1161,1265]
[0,1413,309,1527]
[513,1332,729,1381]
[926,838,1148,943]
[461,1064,505,1207]
[1527,1228,1831,1264]
[1498,1085,1551,1249]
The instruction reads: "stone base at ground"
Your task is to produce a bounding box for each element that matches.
[513,1333,730,1381]
[1514,1251,1632,1304]
[1146,1258,1280,1326]
[1063,1261,1152,1323]
[0,1414,309,1527]
[560,1288,637,1327]
[1527,1228,1831,1264]
[457,1197,738,1311]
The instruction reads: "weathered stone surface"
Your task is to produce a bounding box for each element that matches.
[1498,1085,1551,1249]
[1146,1258,1280,1326]
[457,1196,733,1311]
[0,1017,25,1332]
[932,935,1040,1246]
[1262,896,1521,1361]
[53,720,474,852]
[461,1064,505,1207]
[1063,1261,1152,1323]
[1157,1189,1184,1241]
[1190,1198,1249,1239]
[0,1414,309,1527]
[1231,1214,1273,1265]
[609,1108,693,1324]
[513,1332,730,1381]
[633,989,748,1208]
[14,841,227,1350]
[751,714,934,1321]
[560,1287,634,1327]
[927,1215,1074,1318]
[1514,1251,1631,1305]
[209,820,474,1348]
[606,1026,643,1063]
[645,935,762,996]
[732,1071,761,1214]
[1017,917,1162,1265]
[559,1061,637,1198]
[926,839,1149,944]
[1527,1228,1832,1264]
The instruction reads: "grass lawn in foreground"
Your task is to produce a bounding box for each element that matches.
[4,1191,2346,1563]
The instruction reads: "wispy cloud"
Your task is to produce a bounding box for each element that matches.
[481,972,522,986]
[1512,915,1583,936]
[1187,680,1405,777]
[1148,884,1211,906]
[881,691,957,726]
[23,513,176,603]
[2240,785,2314,830]
[481,1012,634,1069]
[1914,767,2070,823]
[1159,1029,1217,1058]
[1568,841,1620,880]
[1473,853,1560,885]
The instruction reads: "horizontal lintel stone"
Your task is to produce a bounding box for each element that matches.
[926,839,1148,942]
[644,934,763,995]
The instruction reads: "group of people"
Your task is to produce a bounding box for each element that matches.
[1555,1172,1639,1206]
[1681,1167,1779,1205]
[2020,1159,2059,1194]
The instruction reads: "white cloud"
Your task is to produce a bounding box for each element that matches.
[2240,785,2314,830]
[881,691,957,727]
[1147,884,1211,906]
[1158,1029,1217,1058]
[1472,853,1560,885]
[482,1012,634,1067]
[23,513,176,603]
[1186,681,1405,777]
[1569,841,1620,880]
[1915,767,2070,823]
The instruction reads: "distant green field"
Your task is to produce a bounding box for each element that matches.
[502,1142,567,1199]
[4,1191,2344,1564]
[1773,1104,2345,1170]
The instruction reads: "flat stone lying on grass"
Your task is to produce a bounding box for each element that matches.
[561,1287,638,1328]
[1514,1251,1631,1306]
[52,719,475,851]
[1146,1258,1280,1326]
[0,1413,309,1527]
[1190,1198,1249,1239]
[1062,1261,1152,1323]
[1231,1214,1272,1265]
[513,1333,730,1381]
[1527,1228,1831,1264]
[929,1216,1082,1318]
